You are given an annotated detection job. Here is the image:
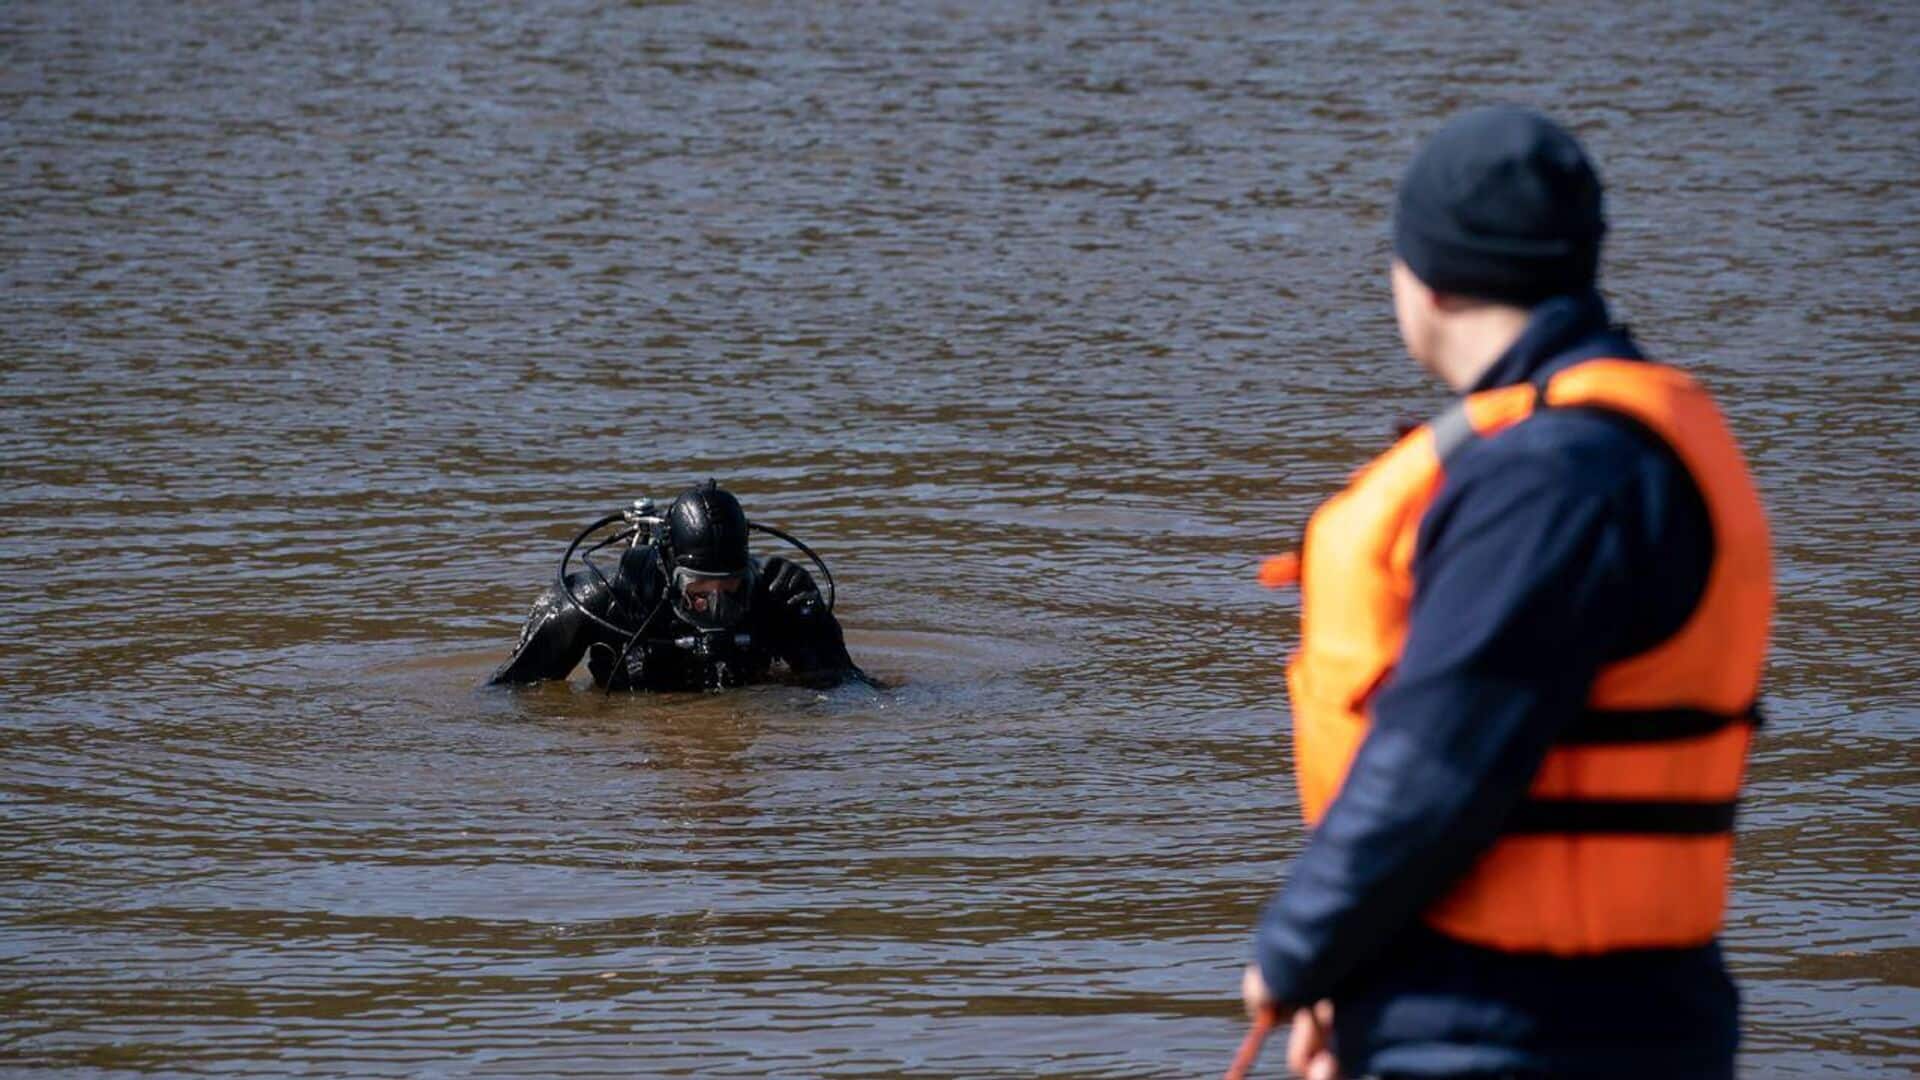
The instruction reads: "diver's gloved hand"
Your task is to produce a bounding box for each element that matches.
[621,642,649,687]
[758,556,825,620]
[586,639,648,691]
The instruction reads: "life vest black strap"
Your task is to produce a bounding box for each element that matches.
[1507,798,1738,835]
[1555,705,1760,746]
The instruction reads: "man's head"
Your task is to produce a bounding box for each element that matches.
[664,480,753,629]
[1390,107,1607,382]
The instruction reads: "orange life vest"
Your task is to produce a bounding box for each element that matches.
[1277,358,1771,955]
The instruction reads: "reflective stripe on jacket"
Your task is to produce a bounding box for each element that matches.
[1285,358,1772,954]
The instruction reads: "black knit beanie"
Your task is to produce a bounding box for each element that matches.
[1393,106,1607,306]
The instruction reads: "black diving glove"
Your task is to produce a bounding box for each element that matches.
[586,638,649,691]
[758,555,826,620]
[757,555,869,688]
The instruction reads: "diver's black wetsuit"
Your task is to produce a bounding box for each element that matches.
[488,546,858,692]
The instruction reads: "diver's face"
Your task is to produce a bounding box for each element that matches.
[670,564,752,630]
[681,574,742,616]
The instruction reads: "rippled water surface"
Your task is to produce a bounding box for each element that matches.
[4,1,1917,1076]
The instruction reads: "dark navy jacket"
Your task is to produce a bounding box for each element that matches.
[1254,292,1738,1079]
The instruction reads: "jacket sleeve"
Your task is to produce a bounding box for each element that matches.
[1253,455,1638,1007]
[487,572,615,686]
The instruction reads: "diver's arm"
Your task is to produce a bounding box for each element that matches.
[754,556,861,688]
[487,572,615,686]
[780,609,860,688]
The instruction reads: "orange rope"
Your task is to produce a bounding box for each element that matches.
[1224,1005,1281,1080]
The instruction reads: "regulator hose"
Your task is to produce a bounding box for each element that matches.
[556,512,643,638]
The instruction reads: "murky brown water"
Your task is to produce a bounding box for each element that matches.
[4,1,1916,1075]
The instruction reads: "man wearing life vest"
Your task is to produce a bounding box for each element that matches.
[1239,107,1770,1079]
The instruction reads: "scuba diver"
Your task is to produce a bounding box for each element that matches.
[488,480,870,692]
